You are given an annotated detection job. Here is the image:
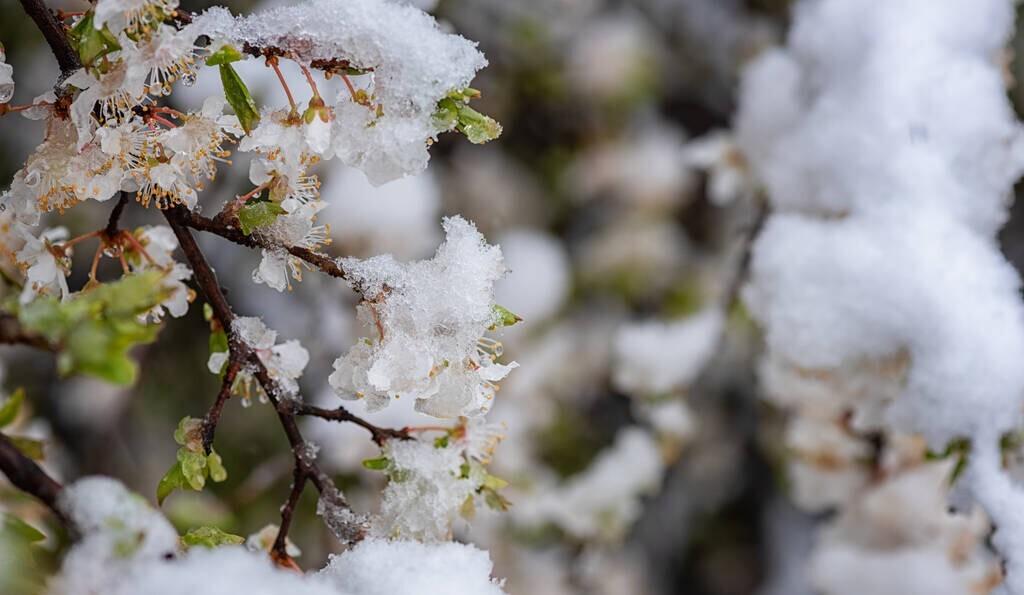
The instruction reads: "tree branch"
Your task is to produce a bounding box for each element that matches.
[0,433,65,524]
[163,207,364,550]
[17,0,80,78]
[294,403,410,447]
[176,209,350,281]
[0,314,54,351]
[201,358,241,454]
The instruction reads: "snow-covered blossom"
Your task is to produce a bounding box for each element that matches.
[0,44,14,104]
[132,226,194,320]
[682,131,754,206]
[15,226,70,304]
[320,538,506,595]
[252,201,330,292]
[192,0,488,183]
[17,120,121,211]
[374,438,477,541]
[736,0,1024,589]
[209,317,309,399]
[48,477,179,595]
[94,0,180,36]
[612,307,724,397]
[515,428,663,541]
[67,62,149,146]
[157,96,239,183]
[329,216,515,418]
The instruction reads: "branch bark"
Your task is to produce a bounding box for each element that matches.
[178,209,350,281]
[294,403,410,446]
[0,433,65,524]
[17,0,80,77]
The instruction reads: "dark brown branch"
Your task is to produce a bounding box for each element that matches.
[17,0,80,78]
[201,358,241,454]
[294,403,410,446]
[104,192,131,237]
[177,209,350,281]
[720,194,768,310]
[0,314,54,351]
[272,466,306,562]
[0,433,65,524]
[163,206,365,550]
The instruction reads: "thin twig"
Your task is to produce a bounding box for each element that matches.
[0,314,54,350]
[201,358,241,454]
[17,0,80,78]
[0,433,65,524]
[104,192,130,237]
[294,403,410,446]
[176,208,350,281]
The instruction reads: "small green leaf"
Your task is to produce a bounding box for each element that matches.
[361,456,389,471]
[205,44,244,66]
[19,272,169,386]
[203,303,215,322]
[2,513,46,543]
[207,451,227,483]
[482,473,509,491]
[0,388,25,428]
[490,304,522,329]
[456,105,502,144]
[7,436,44,461]
[181,526,244,549]
[157,462,187,505]
[178,449,208,491]
[482,487,511,511]
[433,435,450,449]
[238,201,285,235]
[69,13,121,68]
[220,63,260,134]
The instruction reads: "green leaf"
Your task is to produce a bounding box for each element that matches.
[2,513,46,543]
[490,304,522,329]
[207,451,227,483]
[205,44,244,66]
[178,449,208,491]
[19,272,169,386]
[482,473,508,491]
[219,63,260,134]
[182,526,244,549]
[456,105,502,144]
[69,13,121,68]
[7,436,44,461]
[0,388,25,428]
[482,487,511,511]
[361,456,389,471]
[433,435,450,449]
[238,201,285,235]
[157,462,187,506]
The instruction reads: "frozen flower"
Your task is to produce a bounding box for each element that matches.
[252,201,330,292]
[20,120,122,211]
[0,44,14,104]
[329,216,515,418]
[130,226,193,321]
[67,62,149,147]
[683,131,754,206]
[374,438,476,541]
[138,161,198,209]
[213,317,309,398]
[135,24,199,96]
[15,226,70,303]
[158,96,239,182]
[94,0,180,35]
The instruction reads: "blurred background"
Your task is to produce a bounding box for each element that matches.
[5,1,1024,594]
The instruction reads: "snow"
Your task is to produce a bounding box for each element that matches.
[736,0,1024,588]
[612,307,724,397]
[320,538,506,595]
[329,216,514,418]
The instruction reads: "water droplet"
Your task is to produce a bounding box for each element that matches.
[181,72,197,87]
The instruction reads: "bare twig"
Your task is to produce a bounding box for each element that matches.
[0,433,65,524]
[176,208,350,281]
[294,403,410,447]
[17,0,80,78]
[201,358,241,454]
[104,192,130,237]
[0,314,54,351]
[163,207,367,552]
